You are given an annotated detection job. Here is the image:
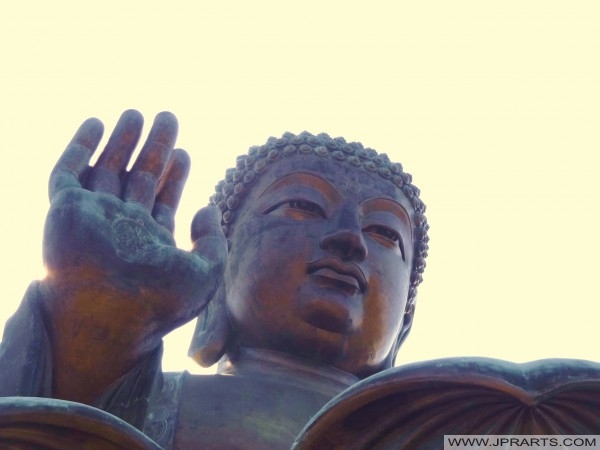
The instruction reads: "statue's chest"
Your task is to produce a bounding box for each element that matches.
[146,373,342,450]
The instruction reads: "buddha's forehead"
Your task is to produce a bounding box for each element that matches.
[249,156,412,211]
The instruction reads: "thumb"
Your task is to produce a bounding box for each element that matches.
[191,205,224,242]
[191,206,227,275]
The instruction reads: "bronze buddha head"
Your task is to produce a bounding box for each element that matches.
[190,132,429,378]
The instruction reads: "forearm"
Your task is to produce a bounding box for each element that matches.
[39,275,165,404]
[0,280,163,429]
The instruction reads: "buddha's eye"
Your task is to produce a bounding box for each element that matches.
[364,225,405,259]
[366,225,400,243]
[288,200,323,214]
[265,199,325,219]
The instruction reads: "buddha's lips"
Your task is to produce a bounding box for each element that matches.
[306,258,367,292]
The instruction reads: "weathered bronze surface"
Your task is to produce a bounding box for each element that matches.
[0,397,161,449]
[0,110,598,449]
[293,358,600,449]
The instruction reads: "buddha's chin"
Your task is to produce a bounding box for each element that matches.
[301,307,352,334]
[298,294,362,335]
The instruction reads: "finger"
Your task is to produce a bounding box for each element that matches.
[49,117,104,200]
[123,112,178,210]
[153,149,191,233]
[86,109,143,195]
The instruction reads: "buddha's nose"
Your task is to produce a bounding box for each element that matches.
[319,204,367,261]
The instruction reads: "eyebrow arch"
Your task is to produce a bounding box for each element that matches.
[257,172,343,202]
[360,198,413,241]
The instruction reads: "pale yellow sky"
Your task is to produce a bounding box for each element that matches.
[1,1,599,373]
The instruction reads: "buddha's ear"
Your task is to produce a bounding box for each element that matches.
[188,283,231,367]
[381,301,415,371]
[396,301,415,349]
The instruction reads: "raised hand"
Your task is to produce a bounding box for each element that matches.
[41,110,227,403]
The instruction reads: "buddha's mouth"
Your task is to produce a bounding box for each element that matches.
[306,258,367,294]
[309,269,361,295]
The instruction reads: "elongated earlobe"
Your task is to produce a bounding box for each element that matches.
[382,302,415,371]
[396,302,415,349]
[188,284,231,367]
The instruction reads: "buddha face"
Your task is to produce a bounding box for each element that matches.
[224,156,414,376]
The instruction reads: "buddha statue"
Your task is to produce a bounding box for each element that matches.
[0,110,429,449]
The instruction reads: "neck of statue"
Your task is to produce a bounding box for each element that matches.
[217,347,359,397]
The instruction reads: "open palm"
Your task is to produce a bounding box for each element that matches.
[40,110,226,402]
